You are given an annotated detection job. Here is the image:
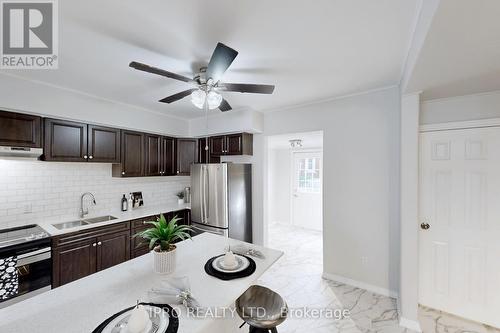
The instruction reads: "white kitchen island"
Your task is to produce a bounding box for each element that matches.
[0,233,283,333]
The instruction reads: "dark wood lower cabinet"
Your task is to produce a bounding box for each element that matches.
[130,210,191,259]
[97,231,130,271]
[52,211,191,286]
[52,239,96,287]
[52,222,130,288]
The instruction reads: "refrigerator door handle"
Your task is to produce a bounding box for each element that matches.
[191,224,228,237]
[205,165,210,223]
[203,165,209,224]
[199,165,205,223]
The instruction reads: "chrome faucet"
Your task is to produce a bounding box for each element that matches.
[80,192,96,218]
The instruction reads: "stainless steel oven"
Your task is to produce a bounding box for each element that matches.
[0,224,51,308]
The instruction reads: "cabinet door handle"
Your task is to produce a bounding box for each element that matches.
[84,155,88,159]
[92,243,97,247]
[89,155,93,159]
[97,241,102,245]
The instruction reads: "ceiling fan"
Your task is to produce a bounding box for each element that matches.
[129,42,275,112]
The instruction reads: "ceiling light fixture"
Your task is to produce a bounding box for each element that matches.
[190,89,222,110]
[289,139,303,148]
[191,89,206,109]
[206,90,222,109]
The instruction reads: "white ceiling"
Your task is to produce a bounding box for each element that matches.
[0,0,419,119]
[268,131,323,150]
[405,0,500,100]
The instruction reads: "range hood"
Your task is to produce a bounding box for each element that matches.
[0,146,43,158]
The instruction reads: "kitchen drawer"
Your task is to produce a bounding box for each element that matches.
[131,231,149,250]
[53,221,130,247]
[131,215,159,229]
[132,246,150,258]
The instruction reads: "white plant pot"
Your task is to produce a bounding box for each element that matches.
[153,246,176,274]
[178,198,184,205]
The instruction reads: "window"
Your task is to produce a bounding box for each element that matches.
[297,157,321,193]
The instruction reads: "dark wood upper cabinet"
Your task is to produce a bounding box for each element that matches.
[114,130,144,177]
[88,125,120,163]
[43,119,88,162]
[199,137,220,163]
[227,133,253,155]
[144,134,162,176]
[209,133,253,156]
[209,136,226,155]
[44,119,121,163]
[198,138,209,163]
[161,137,176,176]
[176,138,198,175]
[145,135,176,177]
[226,134,243,155]
[0,111,42,147]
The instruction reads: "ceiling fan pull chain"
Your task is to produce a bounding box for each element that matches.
[205,87,210,150]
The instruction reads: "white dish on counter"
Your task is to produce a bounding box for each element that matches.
[102,305,168,333]
[212,254,250,273]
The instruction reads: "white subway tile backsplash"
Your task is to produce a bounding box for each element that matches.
[0,160,190,228]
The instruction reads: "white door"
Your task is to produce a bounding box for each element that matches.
[419,127,500,328]
[292,151,323,231]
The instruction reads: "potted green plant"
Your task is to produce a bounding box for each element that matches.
[135,214,192,274]
[176,191,185,205]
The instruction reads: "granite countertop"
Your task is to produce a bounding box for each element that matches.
[0,233,283,333]
[39,203,191,236]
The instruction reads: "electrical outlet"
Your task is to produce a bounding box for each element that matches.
[22,204,32,214]
[361,256,369,266]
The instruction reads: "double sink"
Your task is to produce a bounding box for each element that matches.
[52,215,117,230]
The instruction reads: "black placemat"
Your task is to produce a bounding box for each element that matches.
[92,302,179,333]
[204,254,256,280]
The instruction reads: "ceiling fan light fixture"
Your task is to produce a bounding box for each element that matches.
[191,89,206,109]
[206,91,222,110]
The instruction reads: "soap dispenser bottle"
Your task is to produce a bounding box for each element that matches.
[121,194,128,211]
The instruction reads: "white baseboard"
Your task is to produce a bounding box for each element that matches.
[322,272,398,298]
[399,317,422,332]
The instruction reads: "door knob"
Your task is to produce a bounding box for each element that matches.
[420,222,430,230]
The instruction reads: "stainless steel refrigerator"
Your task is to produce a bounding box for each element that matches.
[190,163,252,242]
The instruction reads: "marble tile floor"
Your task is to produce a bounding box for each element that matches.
[256,223,499,333]
[419,306,500,333]
[256,223,409,333]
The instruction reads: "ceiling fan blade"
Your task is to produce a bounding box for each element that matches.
[130,61,194,83]
[206,43,238,83]
[159,89,196,104]
[219,99,232,112]
[219,83,275,94]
